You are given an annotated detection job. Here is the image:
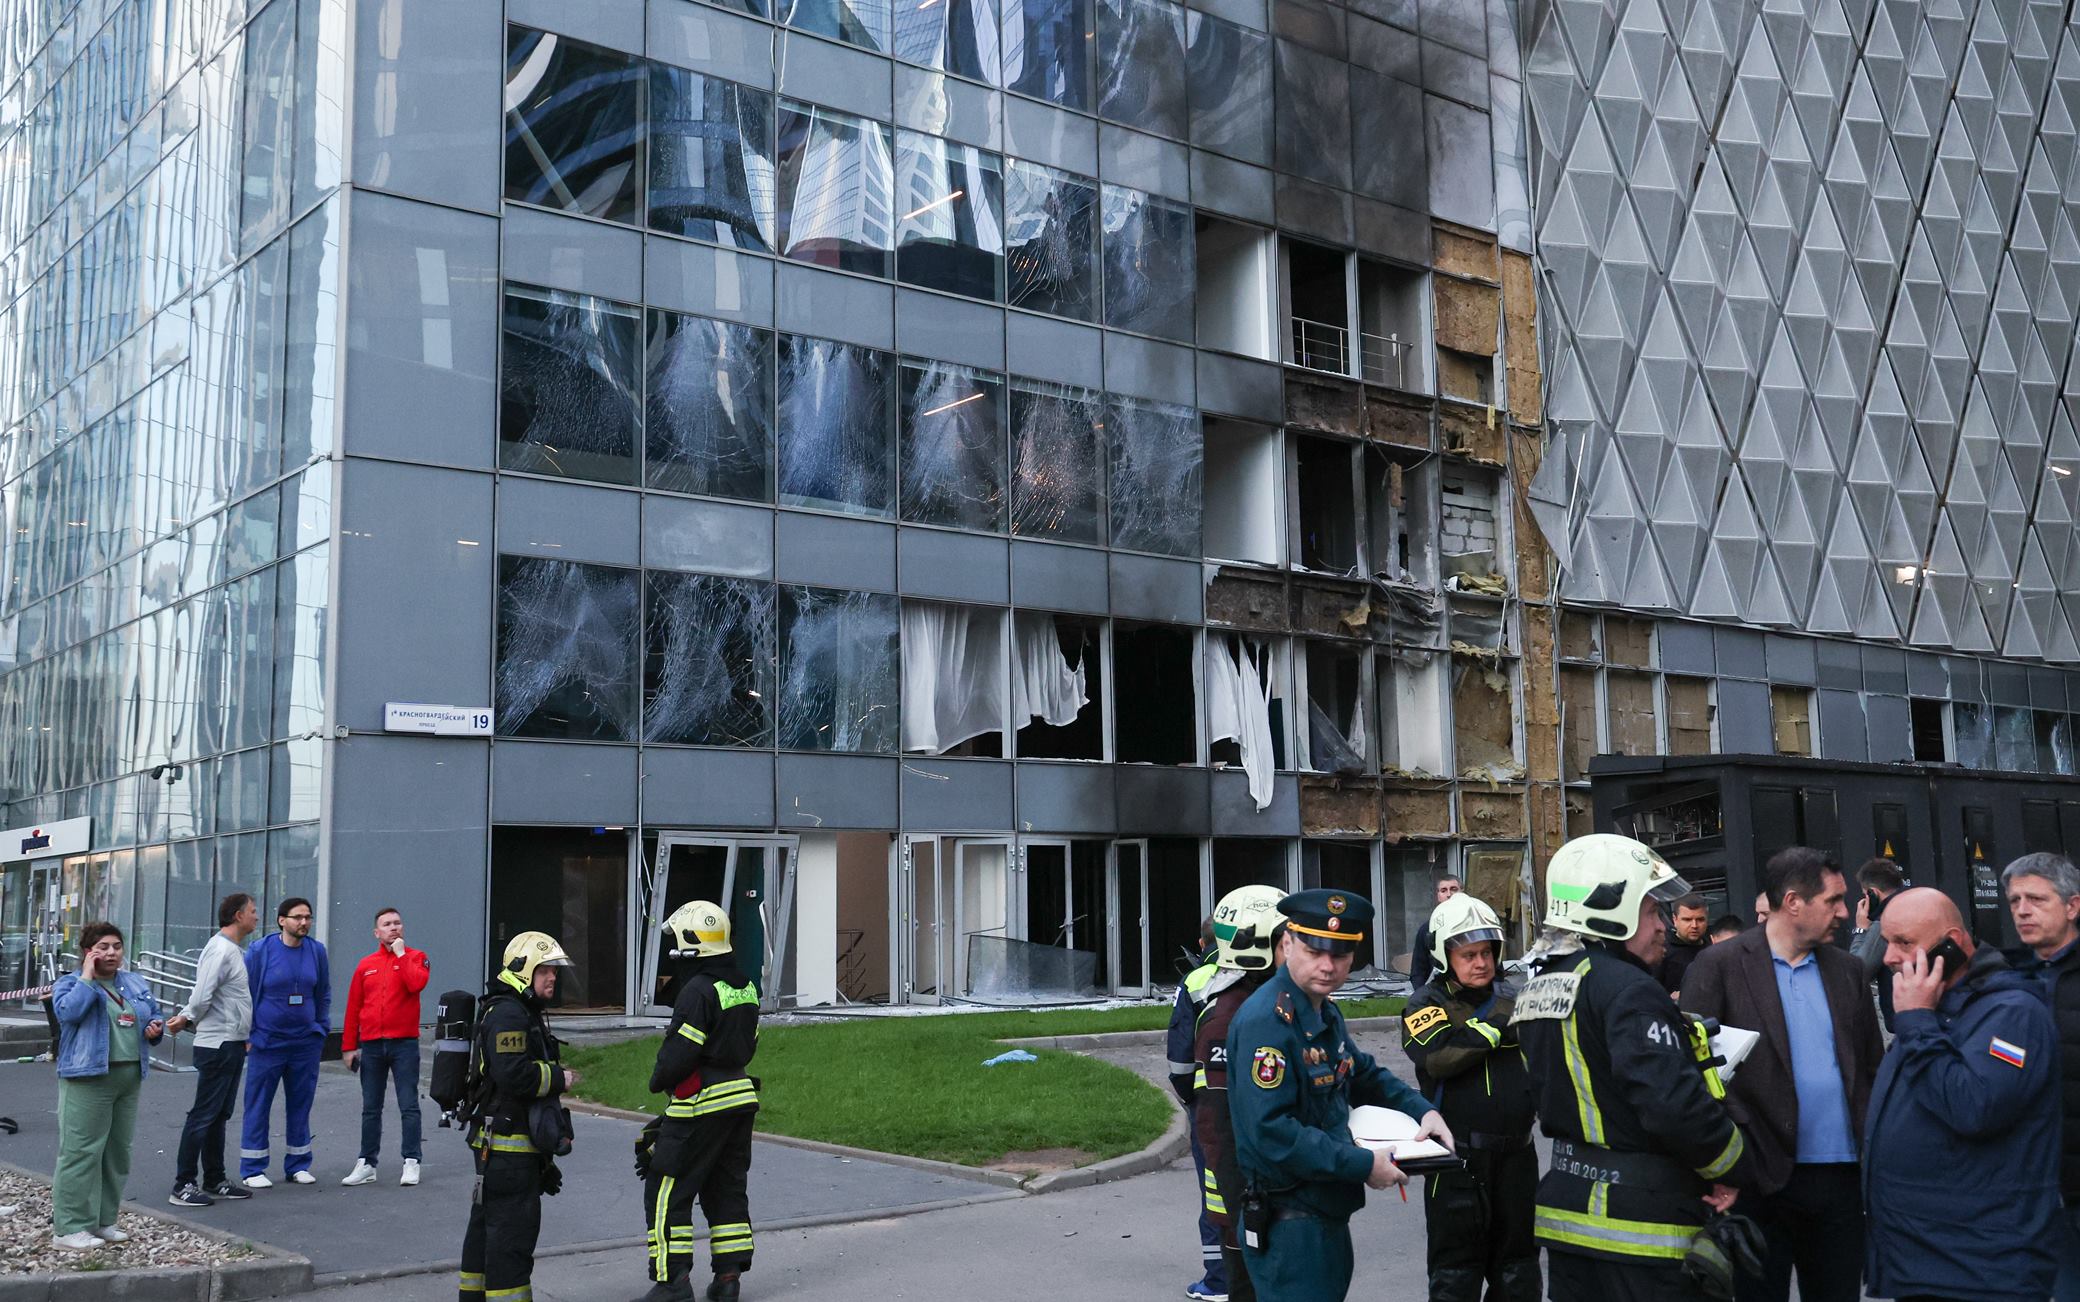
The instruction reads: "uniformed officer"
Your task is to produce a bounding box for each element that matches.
[1512,834,1751,1302]
[638,902,760,1302]
[1192,886,1288,1302]
[1402,893,1538,1302]
[1226,889,1453,1301]
[460,932,576,1302]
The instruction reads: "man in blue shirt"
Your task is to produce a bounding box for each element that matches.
[1682,848,1883,1302]
[239,897,330,1188]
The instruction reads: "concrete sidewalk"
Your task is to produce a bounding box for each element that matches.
[0,1059,1011,1283]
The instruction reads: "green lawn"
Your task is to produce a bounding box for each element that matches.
[563,996,1404,1170]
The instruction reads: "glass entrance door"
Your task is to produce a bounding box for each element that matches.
[892,836,1012,1004]
[640,835,797,1015]
[1108,840,1150,995]
[1018,839,1110,993]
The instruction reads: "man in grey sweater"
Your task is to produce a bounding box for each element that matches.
[166,893,259,1207]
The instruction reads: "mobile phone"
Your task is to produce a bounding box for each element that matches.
[1926,936,1968,975]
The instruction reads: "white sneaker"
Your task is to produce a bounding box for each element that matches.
[244,1173,274,1189]
[92,1225,129,1243]
[52,1231,103,1251]
[342,1160,378,1187]
[399,1159,420,1187]
[289,1170,317,1185]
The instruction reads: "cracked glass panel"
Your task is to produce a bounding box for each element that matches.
[644,572,775,746]
[1101,184,1194,341]
[901,361,1007,531]
[893,0,1003,82]
[1184,11,1271,166]
[1002,0,1095,110]
[646,310,775,501]
[1011,379,1103,543]
[503,27,643,225]
[647,65,776,253]
[778,0,893,52]
[501,285,642,484]
[1097,0,1187,140]
[778,335,897,517]
[496,556,640,740]
[1106,396,1200,555]
[779,586,900,753]
[1004,159,1097,321]
[776,102,895,279]
[895,131,1006,302]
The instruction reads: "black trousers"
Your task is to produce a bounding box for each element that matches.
[460,1146,543,1302]
[174,1040,245,1188]
[1737,1162,1863,1302]
[1219,1239,1256,1302]
[644,1109,756,1281]
[1425,1143,1540,1302]
[1547,1251,1707,1302]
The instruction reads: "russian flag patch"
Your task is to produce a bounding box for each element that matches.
[1990,1036,2028,1069]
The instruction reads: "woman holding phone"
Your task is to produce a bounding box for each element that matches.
[49,921,165,1250]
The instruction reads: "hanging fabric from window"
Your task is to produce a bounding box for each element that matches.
[1206,635,1275,811]
[1011,611,1088,729]
[901,602,1008,753]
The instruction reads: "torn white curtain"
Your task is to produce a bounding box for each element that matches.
[902,602,1009,754]
[1012,611,1088,729]
[1207,636,1276,811]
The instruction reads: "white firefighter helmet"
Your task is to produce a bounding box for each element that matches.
[1542,833,1690,942]
[498,931,572,993]
[1429,893,1506,969]
[664,899,732,958]
[1211,885,1286,971]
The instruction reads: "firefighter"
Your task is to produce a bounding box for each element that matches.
[1167,919,1224,1300]
[1193,885,1287,1302]
[1402,894,1538,1302]
[1513,834,1751,1302]
[1226,890,1453,1301]
[460,932,576,1302]
[637,901,760,1302]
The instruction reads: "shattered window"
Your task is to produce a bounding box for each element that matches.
[901,601,1008,755]
[1304,640,1368,775]
[1096,0,1187,139]
[1295,436,1357,573]
[1002,0,1096,110]
[895,131,1006,302]
[1451,653,1518,780]
[1367,447,1437,584]
[643,572,774,747]
[1377,648,1447,777]
[1440,469,1505,592]
[778,585,900,753]
[893,0,1002,83]
[496,555,640,740]
[1100,183,1195,341]
[1106,396,1201,556]
[646,310,775,502]
[1004,159,1098,321]
[776,101,895,279]
[778,335,896,517]
[1010,378,1104,543]
[900,360,1007,531]
[1301,841,1377,970]
[1667,676,1713,755]
[1016,613,1104,759]
[1607,671,1657,755]
[1994,704,2036,771]
[1954,702,1994,770]
[647,65,776,253]
[500,284,642,484]
[503,27,643,225]
[1771,685,1813,757]
[777,0,894,51]
[1113,621,1197,764]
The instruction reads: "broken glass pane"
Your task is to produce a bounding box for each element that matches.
[778,0,893,52]
[1106,396,1200,555]
[497,555,640,740]
[646,310,775,501]
[900,360,1006,531]
[501,285,642,484]
[776,101,895,278]
[1002,0,1095,110]
[1004,159,1097,321]
[647,65,776,252]
[778,335,896,517]
[1010,379,1103,543]
[778,585,900,752]
[1101,183,1195,340]
[504,28,643,224]
[895,130,1006,301]
[1097,0,1187,140]
[893,0,1003,82]
[644,572,775,746]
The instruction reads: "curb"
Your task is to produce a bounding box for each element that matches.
[1023,1105,1190,1194]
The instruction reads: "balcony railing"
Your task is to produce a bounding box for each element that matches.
[1361,332,1407,388]
[1290,316,1412,390]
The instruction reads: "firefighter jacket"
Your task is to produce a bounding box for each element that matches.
[472,983,564,1140]
[1512,940,1748,1265]
[1402,976,1536,1143]
[1191,969,1270,1225]
[1167,955,1218,1103]
[1225,966,1431,1221]
[650,955,761,1120]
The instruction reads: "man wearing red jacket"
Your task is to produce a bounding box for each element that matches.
[339,908,429,1188]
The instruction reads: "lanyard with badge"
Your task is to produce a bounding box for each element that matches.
[99,980,137,1030]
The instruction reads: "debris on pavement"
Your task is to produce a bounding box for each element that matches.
[0,1169,256,1276]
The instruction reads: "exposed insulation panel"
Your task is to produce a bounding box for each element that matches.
[1300,778,1383,837]
[1460,789,1527,839]
[1384,785,1454,839]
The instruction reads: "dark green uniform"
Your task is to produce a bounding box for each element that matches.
[459,982,565,1302]
[1225,966,1430,1300]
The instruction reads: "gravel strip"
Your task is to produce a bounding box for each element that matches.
[0,1170,258,1275]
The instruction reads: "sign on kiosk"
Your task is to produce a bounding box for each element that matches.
[0,815,91,862]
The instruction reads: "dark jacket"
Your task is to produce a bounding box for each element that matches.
[1167,956,1216,1104]
[2007,941,2080,1200]
[1863,947,2061,1300]
[1657,934,1706,995]
[473,981,564,1135]
[1680,925,1884,1195]
[1192,969,1270,1227]
[1410,924,1437,991]
[1402,975,1536,1141]
[650,954,761,1118]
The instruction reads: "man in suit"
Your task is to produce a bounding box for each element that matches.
[1682,847,1884,1302]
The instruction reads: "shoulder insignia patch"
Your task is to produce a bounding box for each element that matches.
[1990,1035,2028,1068]
[494,1030,526,1053]
[1403,1005,1449,1043]
[1274,991,1295,1024]
[1252,1046,1287,1089]
[1508,970,1583,1024]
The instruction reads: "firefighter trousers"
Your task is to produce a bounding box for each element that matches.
[1546,1250,1708,1302]
[1422,1142,1540,1302]
[460,1143,543,1302]
[644,1109,756,1282]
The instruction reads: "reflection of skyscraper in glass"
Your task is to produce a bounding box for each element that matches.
[999,0,1089,110]
[780,105,894,274]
